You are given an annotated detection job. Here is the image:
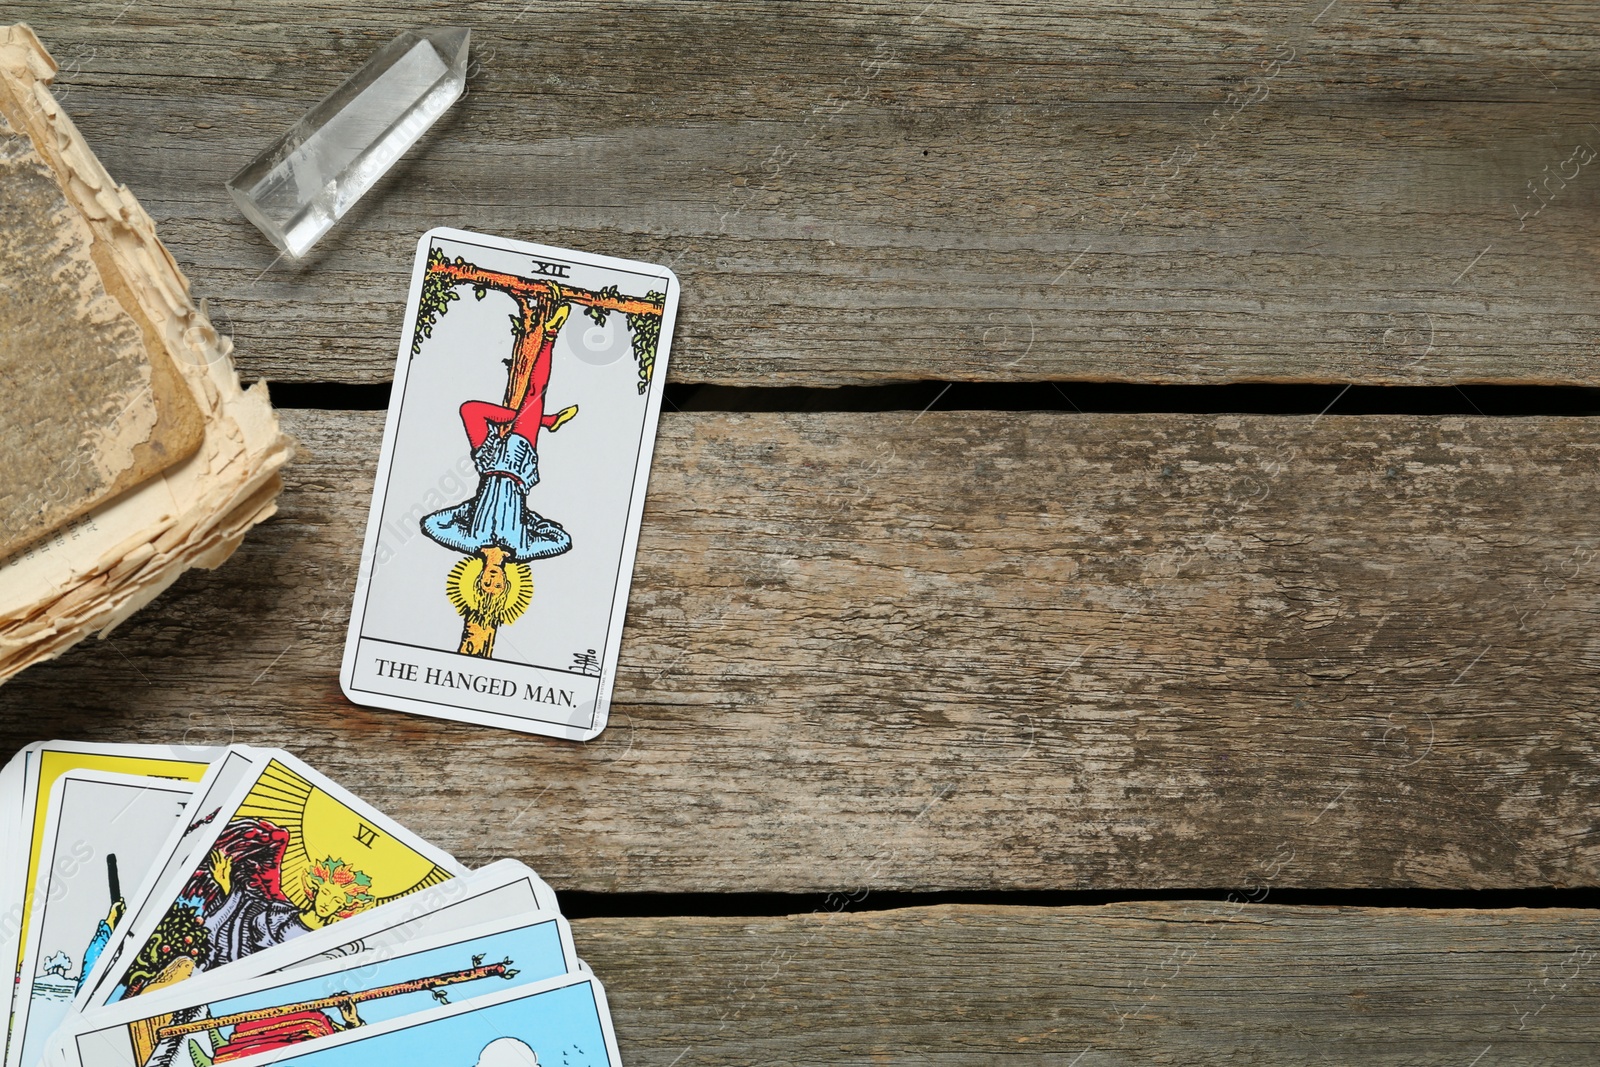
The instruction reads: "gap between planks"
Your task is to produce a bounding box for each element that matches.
[573,902,1600,1066]
[1,408,1595,894]
[9,1,1600,387]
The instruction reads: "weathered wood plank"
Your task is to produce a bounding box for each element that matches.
[575,903,1600,1065]
[2,408,1598,892]
[10,1,1600,386]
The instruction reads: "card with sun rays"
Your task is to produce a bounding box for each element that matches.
[79,754,467,1011]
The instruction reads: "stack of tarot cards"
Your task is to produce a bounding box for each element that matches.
[0,742,621,1067]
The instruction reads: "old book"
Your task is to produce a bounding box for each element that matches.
[0,24,293,682]
[0,44,205,559]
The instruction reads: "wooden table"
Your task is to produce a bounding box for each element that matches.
[4,2,1599,1062]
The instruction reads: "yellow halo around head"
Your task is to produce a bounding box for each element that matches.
[446,555,533,626]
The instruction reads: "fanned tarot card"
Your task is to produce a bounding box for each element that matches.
[4,742,215,1040]
[57,913,579,1067]
[210,974,620,1067]
[83,754,465,1008]
[11,771,194,1067]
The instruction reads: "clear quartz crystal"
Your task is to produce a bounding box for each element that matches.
[227,28,470,258]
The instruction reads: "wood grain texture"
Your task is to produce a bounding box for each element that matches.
[3,408,1596,893]
[574,903,1600,1065]
[8,1,1600,386]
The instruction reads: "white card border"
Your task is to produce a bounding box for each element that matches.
[10,770,196,1067]
[219,970,620,1067]
[8,743,219,1031]
[60,909,581,1067]
[339,227,680,741]
[85,749,466,1009]
[70,747,270,1014]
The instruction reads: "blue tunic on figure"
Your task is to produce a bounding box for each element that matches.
[421,304,578,563]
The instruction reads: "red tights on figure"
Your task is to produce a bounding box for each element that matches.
[458,329,567,449]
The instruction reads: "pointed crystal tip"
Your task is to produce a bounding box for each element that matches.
[424,27,471,72]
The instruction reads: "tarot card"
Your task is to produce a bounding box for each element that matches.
[85,753,465,1008]
[122,859,562,999]
[11,771,196,1067]
[59,913,581,1067]
[66,859,564,1063]
[250,860,560,977]
[73,748,271,1014]
[46,865,564,1067]
[6,745,217,1053]
[341,228,680,740]
[210,972,619,1067]
[0,749,30,1026]
[13,744,216,951]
